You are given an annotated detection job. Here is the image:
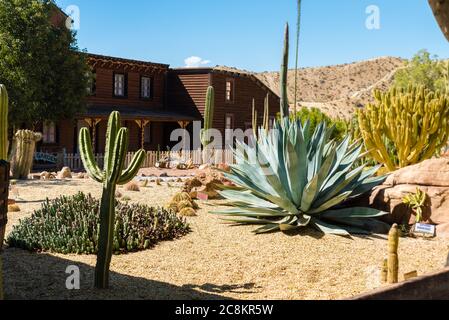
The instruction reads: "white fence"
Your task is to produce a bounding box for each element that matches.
[64,149,235,171]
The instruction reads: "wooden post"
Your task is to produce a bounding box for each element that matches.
[178,121,190,151]
[84,118,101,153]
[135,119,150,150]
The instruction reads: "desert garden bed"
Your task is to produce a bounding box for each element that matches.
[2,177,448,300]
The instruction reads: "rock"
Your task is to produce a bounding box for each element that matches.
[57,167,72,179]
[40,171,50,180]
[159,172,169,178]
[8,204,20,212]
[124,182,140,192]
[199,164,210,170]
[353,159,449,238]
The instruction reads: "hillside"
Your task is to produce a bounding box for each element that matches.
[217,56,405,119]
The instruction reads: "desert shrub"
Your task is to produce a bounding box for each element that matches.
[293,107,347,141]
[7,192,190,255]
[394,50,448,92]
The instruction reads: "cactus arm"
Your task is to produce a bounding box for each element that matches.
[117,149,146,185]
[201,86,215,147]
[280,23,290,119]
[108,128,129,184]
[0,85,8,161]
[104,111,120,175]
[79,128,103,183]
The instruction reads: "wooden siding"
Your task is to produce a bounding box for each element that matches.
[210,72,280,141]
[87,67,166,109]
[167,71,210,116]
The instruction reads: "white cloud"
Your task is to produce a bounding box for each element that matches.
[184,56,211,68]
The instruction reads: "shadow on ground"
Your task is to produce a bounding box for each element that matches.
[2,248,229,300]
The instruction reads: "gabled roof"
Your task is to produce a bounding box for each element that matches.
[171,66,280,99]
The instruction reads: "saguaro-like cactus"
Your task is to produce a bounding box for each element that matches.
[280,23,290,119]
[388,224,399,284]
[10,130,42,180]
[79,111,145,289]
[358,86,449,172]
[200,86,215,148]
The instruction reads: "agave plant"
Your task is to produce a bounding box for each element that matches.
[213,118,389,236]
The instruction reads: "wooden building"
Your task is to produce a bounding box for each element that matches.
[38,55,280,154]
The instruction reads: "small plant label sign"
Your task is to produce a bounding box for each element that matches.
[413,223,436,238]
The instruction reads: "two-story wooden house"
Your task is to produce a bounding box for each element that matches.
[38,53,280,154]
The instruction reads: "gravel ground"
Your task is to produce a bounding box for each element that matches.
[2,178,449,300]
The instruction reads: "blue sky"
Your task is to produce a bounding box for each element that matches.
[55,0,449,72]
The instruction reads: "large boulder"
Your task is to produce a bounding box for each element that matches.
[355,159,449,237]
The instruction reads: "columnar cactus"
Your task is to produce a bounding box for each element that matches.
[0,85,8,161]
[79,111,145,289]
[358,86,449,172]
[10,130,42,180]
[388,224,399,284]
[200,86,215,148]
[263,94,270,132]
[280,23,290,119]
[252,98,258,138]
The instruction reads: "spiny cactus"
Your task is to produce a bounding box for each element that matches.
[358,86,449,172]
[388,224,399,284]
[200,86,215,148]
[0,85,8,161]
[79,111,146,289]
[252,95,271,140]
[280,23,290,119]
[10,130,42,180]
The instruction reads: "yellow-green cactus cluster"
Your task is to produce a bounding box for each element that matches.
[358,86,449,172]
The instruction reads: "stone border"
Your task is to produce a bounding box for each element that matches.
[352,268,449,300]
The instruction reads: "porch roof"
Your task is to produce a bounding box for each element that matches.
[81,105,201,122]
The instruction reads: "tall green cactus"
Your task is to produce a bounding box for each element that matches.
[10,130,42,180]
[358,86,449,172]
[0,85,8,161]
[280,23,290,119]
[201,86,215,148]
[79,111,145,289]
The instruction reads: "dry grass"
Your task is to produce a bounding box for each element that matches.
[2,178,449,300]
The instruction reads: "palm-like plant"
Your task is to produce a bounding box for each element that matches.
[213,118,389,236]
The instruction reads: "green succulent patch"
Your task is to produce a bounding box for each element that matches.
[213,118,390,236]
[8,192,190,255]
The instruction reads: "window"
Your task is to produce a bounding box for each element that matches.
[43,121,56,144]
[141,76,152,99]
[225,79,234,102]
[87,70,96,95]
[144,124,151,144]
[225,114,234,130]
[114,73,126,97]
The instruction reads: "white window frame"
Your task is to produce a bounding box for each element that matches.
[43,121,56,144]
[225,79,234,102]
[141,76,152,99]
[114,73,125,97]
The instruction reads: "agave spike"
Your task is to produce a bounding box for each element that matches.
[280,23,290,119]
[79,111,145,289]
